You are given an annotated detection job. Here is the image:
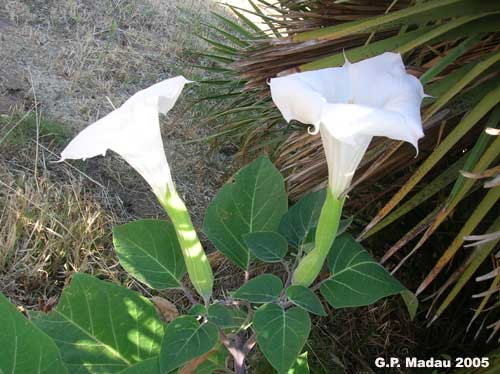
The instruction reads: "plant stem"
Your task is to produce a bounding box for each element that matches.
[220,331,250,374]
[160,188,214,300]
[181,285,197,305]
[292,190,344,287]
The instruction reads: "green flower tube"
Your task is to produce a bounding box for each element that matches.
[292,189,344,287]
[161,188,214,301]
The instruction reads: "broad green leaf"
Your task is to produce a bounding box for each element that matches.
[400,291,419,321]
[207,304,247,330]
[253,304,311,373]
[301,26,434,71]
[0,293,67,374]
[159,316,218,374]
[203,156,287,269]
[113,219,186,290]
[32,273,164,374]
[193,346,228,374]
[188,304,207,317]
[243,231,288,263]
[232,274,283,303]
[286,286,326,316]
[321,234,405,308]
[279,190,326,249]
[207,304,234,328]
[119,358,159,373]
[288,352,310,374]
[279,189,351,254]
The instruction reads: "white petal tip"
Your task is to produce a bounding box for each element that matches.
[342,50,351,65]
[307,124,319,135]
[412,143,420,158]
[485,127,500,136]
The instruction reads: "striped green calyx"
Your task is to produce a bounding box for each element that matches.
[160,187,214,301]
[292,189,344,287]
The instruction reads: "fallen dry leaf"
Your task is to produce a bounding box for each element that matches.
[151,296,179,323]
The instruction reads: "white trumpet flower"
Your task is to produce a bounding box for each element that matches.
[270,52,425,198]
[270,53,425,287]
[60,76,190,202]
[60,76,215,299]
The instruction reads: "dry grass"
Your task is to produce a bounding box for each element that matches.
[0,114,129,308]
[1,0,220,128]
[0,0,238,308]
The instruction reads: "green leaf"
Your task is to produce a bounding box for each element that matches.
[210,11,254,39]
[400,291,419,321]
[362,82,500,239]
[32,273,164,374]
[0,293,67,374]
[188,304,207,317]
[285,286,326,316]
[288,352,309,374]
[193,346,228,374]
[321,234,406,308]
[113,219,186,290]
[279,190,326,249]
[253,304,311,373]
[243,231,288,263]
[203,156,287,269]
[362,155,467,239]
[159,316,218,374]
[294,0,499,43]
[420,34,482,84]
[207,304,235,328]
[206,304,247,330]
[232,274,283,303]
[119,358,159,373]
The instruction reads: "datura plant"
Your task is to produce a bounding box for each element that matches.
[1,54,422,374]
[271,52,425,288]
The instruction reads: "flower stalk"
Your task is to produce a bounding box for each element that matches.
[292,189,344,287]
[160,188,214,301]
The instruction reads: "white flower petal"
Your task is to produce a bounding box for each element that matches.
[270,65,349,131]
[61,76,190,200]
[320,103,424,150]
[321,130,371,197]
[270,52,425,197]
[484,174,500,189]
